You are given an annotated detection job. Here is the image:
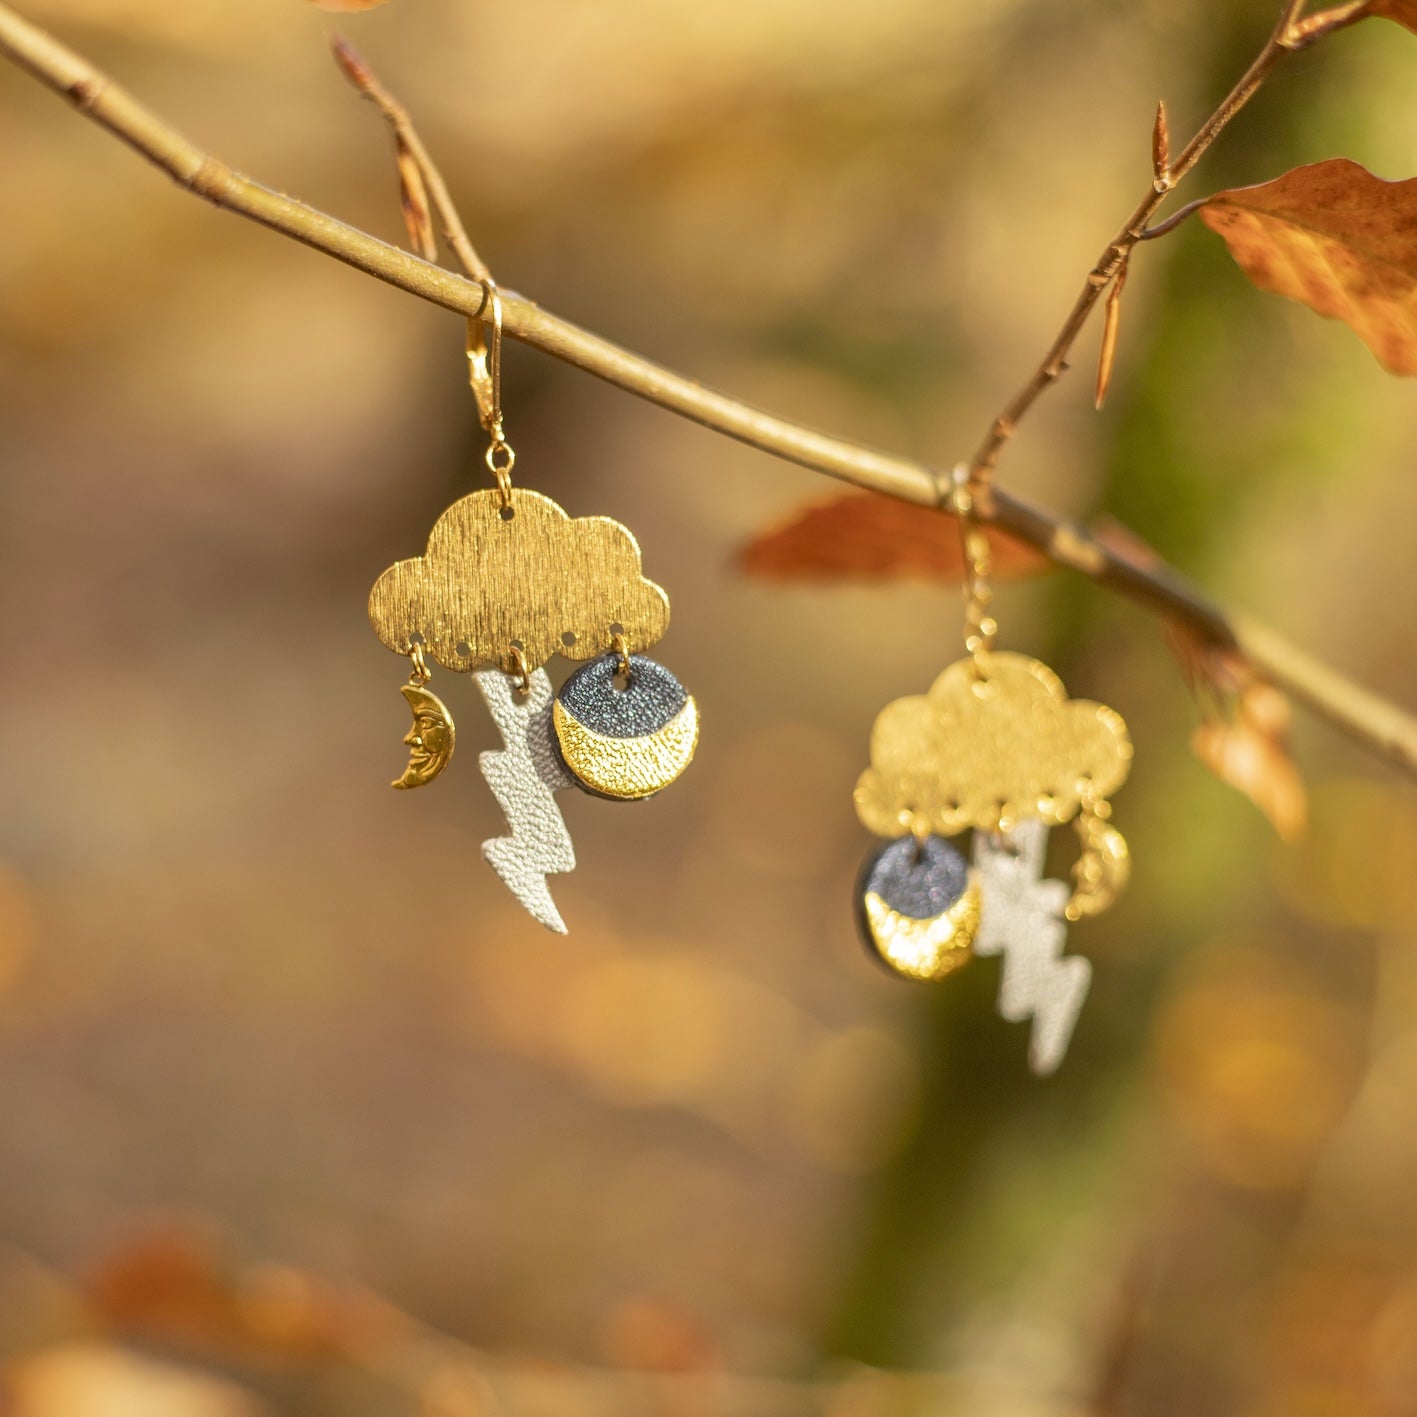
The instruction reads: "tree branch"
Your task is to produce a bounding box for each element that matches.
[966,1,1312,485]
[0,1,1414,778]
[1137,198,1210,242]
[328,34,491,283]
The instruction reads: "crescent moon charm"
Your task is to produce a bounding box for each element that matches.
[1065,813,1130,921]
[552,653,699,801]
[857,835,981,982]
[392,682,457,790]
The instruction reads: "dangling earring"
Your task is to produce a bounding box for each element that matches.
[853,466,1133,1073]
[368,279,699,934]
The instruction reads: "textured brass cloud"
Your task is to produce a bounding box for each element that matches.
[369,488,670,674]
[855,652,1132,838]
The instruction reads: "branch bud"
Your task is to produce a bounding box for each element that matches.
[1152,100,1171,186]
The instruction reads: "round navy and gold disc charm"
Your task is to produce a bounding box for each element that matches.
[552,653,699,801]
[857,835,981,982]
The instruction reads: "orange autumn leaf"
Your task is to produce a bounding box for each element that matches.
[1168,625,1308,842]
[308,0,391,11]
[1199,159,1417,376]
[1367,0,1417,33]
[738,490,1048,584]
[85,1220,408,1364]
[1289,0,1417,43]
[1192,701,1308,845]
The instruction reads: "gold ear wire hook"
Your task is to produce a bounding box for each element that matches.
[469,277,515,507]
[948,463,997,672]
[466,278,497,430]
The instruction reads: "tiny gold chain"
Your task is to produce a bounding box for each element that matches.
[949,463,997,669]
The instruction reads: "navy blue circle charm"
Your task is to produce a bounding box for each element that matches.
[552,652,700,801]
[856,835,980,981]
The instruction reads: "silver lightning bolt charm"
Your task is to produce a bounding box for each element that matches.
[474,666,577,934]
[973,819,1091,1076]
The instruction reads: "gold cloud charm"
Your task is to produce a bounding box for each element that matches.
[368,488,670,676]
[854,651,1132,840]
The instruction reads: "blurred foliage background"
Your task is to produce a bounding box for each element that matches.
[1,0,1416,1412]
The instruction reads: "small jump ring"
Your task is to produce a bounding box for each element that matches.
[486,442,516,507]
[408,640,431,682]
[610,631,632,679]
[948,463,975,519]
[507,643,531,695]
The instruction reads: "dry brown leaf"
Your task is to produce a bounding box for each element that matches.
[1366,0,1417,34]
[738,490,1048,584]
[1199,159,1417,376]
[1193,713,1308,844]
[1168,624,1308,841]
[85,1220,409,1364]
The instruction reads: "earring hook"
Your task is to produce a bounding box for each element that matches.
[468,277,514,506]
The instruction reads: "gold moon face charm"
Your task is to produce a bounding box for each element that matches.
[857,835,981,982]
[552,653,698,801]
[393,682,456,789]
[1066,814,1131,921]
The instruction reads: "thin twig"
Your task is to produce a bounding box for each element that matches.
[328,34,490,282]
[966,0,1312,486]
[1137,198,1210,242]
[0,1,1414,777]
[1287,1,1372,50]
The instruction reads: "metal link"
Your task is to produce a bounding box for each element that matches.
[507,643,531,695]
[610,631,632,681]
[949,463,997,670]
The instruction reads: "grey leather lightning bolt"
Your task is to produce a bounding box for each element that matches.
[474,667,577,934]
[973,819,1091,1076]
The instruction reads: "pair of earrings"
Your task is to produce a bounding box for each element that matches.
[853,469,1133,1075]
[369,283,699,934]
[366,299,1132,1074]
